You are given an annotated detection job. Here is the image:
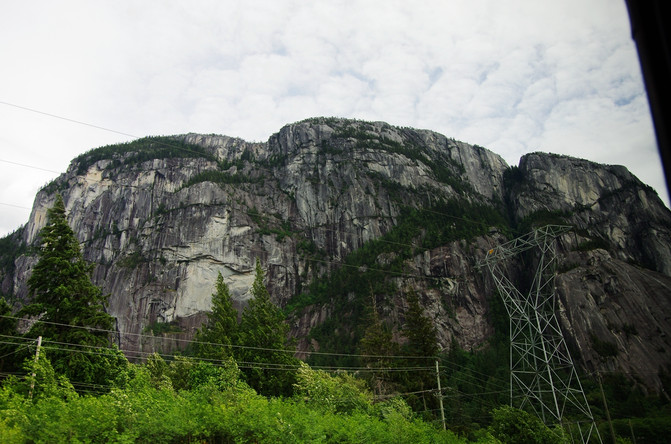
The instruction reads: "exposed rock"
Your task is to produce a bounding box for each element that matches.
[3,117,671,392]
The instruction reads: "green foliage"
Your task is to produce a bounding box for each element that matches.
[39,177,69,196]
[74,136,218,175]
[237,259,299,396]
[184,357,241,391]
[358,296,400,395]
[398,289,440,414]
[591,333,619,358]
[293,362,373,413]
[0,348,666,443]
[17,352,77,401]
[144,354,241,393]
[248,207,295,239]
[116,250,148,268]
[402,289,439,359]
[181,169,256,188]
[515,209,572,235]
[194,272,238,360]
[0,357,465,443]
[287,199,507,373]
[611,416,671,443]
[0,298,19,374]
[21,195,126,390]
[489,405,565,444]
[441,339,510,435]
[287,199,507,316]
[144,353,174,390]
[502,165,525,189]
[333,123,471,193]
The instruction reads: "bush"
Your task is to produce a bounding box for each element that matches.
[489,405,565,444]
[293,362,373,413]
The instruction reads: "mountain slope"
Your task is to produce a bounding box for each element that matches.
[2,117,670,391]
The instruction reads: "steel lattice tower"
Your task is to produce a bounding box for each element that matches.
[479,225,601,443]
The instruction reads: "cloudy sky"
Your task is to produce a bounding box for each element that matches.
[0,0,667,237]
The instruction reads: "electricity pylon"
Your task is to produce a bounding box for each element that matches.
[479,225,601,443]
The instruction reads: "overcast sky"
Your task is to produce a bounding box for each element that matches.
[0,0,667,237]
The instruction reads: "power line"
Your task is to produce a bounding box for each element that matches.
[0,315,439,361]
[0,100,138,139]
[0,101,500,233]
[0,202,32,210]
[11,337,436,375]
[0,158,61,174]
[0,334,531,415]
[0,101,501,286]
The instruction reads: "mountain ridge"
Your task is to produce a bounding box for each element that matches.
[2,117,670,392]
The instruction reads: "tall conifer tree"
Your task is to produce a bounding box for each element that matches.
[402,289,439,359]
[194,272,238,360]
[237,259,297,396]
[23,195,125,387]
[400,289,440,413]
[358,292,399,396]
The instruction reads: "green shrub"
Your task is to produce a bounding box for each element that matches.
[293,362,373,414]
[489,405,565,444]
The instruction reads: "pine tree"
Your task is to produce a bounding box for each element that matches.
[194,272,238,360]
[400,288,440,414]
[402,289,439,359]
[236,259,298,396]
[358,293,399,396]
[22,195,126,388]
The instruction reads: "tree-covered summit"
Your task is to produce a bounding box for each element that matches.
[73,135,218,174]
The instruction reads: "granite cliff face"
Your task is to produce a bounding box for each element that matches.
[2,118,671,391]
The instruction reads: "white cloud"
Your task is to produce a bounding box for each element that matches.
[0,0,667,237]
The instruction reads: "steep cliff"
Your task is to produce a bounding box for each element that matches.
[2,117,671,391]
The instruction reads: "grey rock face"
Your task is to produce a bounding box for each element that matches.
[6,118,671,391]
[555,248,671,393]
[511,153,671,275]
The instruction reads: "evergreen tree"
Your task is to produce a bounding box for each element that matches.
[194,272,238,360]
[236,259,298,396]
[22,195,126,388]
[358,293,399,396]
[400,289,439,415]
[402,289,439,358]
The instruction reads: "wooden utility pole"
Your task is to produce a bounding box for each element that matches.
[435,360,446,430]
[28,336,42,399]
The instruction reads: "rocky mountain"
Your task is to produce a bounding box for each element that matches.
[2,117,670,392]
